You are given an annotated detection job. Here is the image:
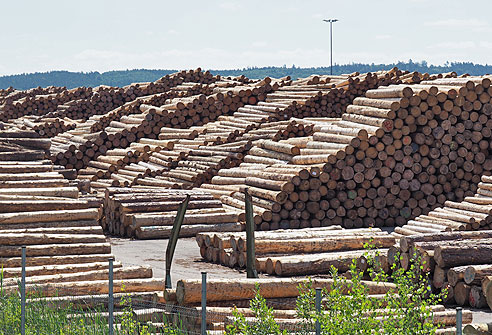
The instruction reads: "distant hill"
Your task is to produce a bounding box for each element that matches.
[1,61,492,90]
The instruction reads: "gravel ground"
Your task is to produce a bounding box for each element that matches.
[109,236,492,323]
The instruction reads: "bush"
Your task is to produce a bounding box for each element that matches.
[226,248,446,335]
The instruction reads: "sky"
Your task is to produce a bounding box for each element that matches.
[0,0,491,76]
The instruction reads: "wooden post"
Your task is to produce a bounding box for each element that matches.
[244,188,258,279]
[165,195,190,289]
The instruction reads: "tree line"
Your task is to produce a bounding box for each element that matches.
[1,61,491,90]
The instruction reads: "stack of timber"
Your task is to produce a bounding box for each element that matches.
[0,134,164,300]
[196,226,396,276]
[0,86,92,122]
[103,187,243,238]
[395,174,492,236]
[5,115,78,137]
[240,77,492,230]
[135,140,251,191]
[165,277,470,334]
[394,231,492,310]
[76,136,177,188]
[139,77,273,130]
[44,69,218,121]
[49,74,271,170]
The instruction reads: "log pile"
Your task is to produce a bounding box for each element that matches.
[392,231,492,310]
[102,187,243,238]
[6,116,78,137]
[394,174,492,236]
[164,277,469,333]
[239,77,492,230]
[48,75,272,170]
[0,133,164,300]
[196,226,396,276]
[0,87,91,121]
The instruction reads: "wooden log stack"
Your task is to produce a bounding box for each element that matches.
[103,187,243,238]
[250,77,492,230]
[196,226,395,276]
[7,116,78,137]
[165,277,468,333]
[392,231,492,310]
[0,134,164,300]
[0,87,92,122]
[395,174,492,236]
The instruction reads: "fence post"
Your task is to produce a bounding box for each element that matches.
[315,288,321,335]
[21,246,26,335]
[244,188,258,279]
[456,307,462,335]
[165,195,190,289]
[108,258,114,335]
[201,272,207,335]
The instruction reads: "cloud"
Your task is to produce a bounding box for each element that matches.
[219,2,241,11]
[167,29,179,35]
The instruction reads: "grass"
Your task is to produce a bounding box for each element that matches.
[0,270,187,335]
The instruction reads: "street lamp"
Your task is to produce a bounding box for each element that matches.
[323,19,338,75]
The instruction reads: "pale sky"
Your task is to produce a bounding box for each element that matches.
[1,0,491,76]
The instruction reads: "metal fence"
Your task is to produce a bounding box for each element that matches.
[3,247,467,335]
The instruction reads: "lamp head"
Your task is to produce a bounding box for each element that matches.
[323,19,339,23]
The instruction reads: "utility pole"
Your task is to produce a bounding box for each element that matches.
[323,19,338,75]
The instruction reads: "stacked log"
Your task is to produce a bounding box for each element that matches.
[395,174,492,236]
[44,69,218,121]
[169,277,471,333]
[173,305,469,334]
[392,231,492,309]
[0,87,92,122]
[254,77,492,230]
[196,227,395,276]
[0,135,164,300]
[77,146,148,184]
[7,116,78,137]
[48,75,271,171]
[103,187,243,237]
[139,78,273,130]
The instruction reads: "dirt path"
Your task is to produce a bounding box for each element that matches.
[109,237,254,287]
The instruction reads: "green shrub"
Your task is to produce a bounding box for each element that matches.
[227,247,446,335]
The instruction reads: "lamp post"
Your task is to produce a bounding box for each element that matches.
[323,19,338,75]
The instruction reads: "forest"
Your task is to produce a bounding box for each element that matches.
[1,61,491,90]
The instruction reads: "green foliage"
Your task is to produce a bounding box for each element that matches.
[227,283,287,335]
[227,247,447,335]
[0,269,185,334]
[2,61,492,89]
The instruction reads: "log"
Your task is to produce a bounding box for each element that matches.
[0,208,99,225]
[0,233,105,246]
[434,244,492,268]
[176,277,396,304]
[0,254,114,268]
[1,261,121,278]
[2,278,165,297]
[254,235,395,254]
[400,231,492,253]
[3,266,152,286]
[135,222,243,239]
[131,212,239,228]
[0,186,79,198]
[272,249,387,276]
[0,243,111,257]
